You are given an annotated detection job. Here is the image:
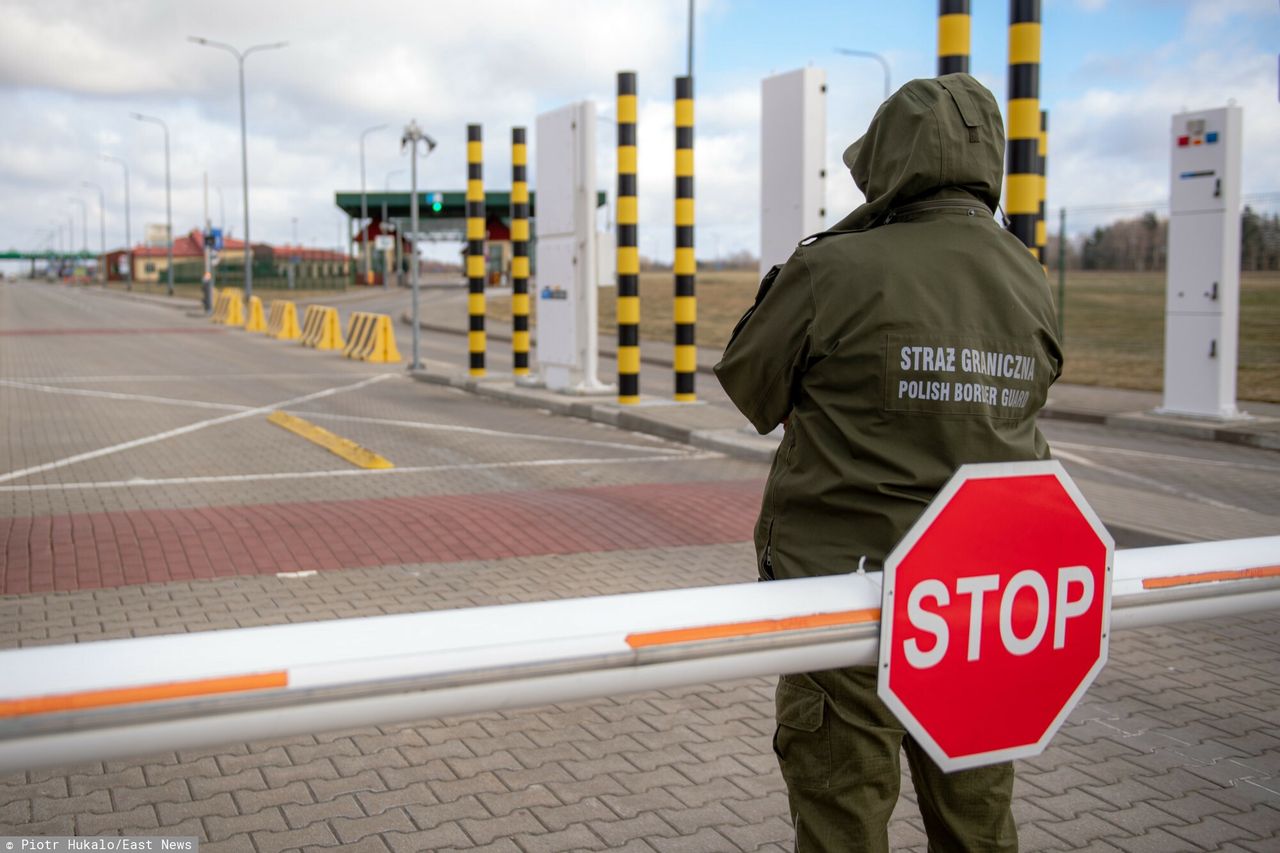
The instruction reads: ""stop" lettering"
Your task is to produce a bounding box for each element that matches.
[903,566,1095,669]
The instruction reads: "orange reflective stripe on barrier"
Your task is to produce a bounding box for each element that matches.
[1142,564,1280,590]
[0,671,288,719]
[625,608,880,649]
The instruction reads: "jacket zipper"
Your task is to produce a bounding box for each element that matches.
[885,198,988,224]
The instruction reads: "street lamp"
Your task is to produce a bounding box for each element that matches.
[383,168,405,225]
[68,198,86,282]
[81,181,107,284]
[400,120,437,371]
[214,186,226,235]
[130,112,173,295]
[188,35,288,301]
[383,169,406,289]
[835,47,892,102]
[359,123,388,285]
[99,153,132,289]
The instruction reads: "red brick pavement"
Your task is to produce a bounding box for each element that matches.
[0,479,764,594]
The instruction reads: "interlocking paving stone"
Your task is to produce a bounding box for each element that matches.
[383,823,472,852]
[75,804,159,835]
[588,812,680,847]
[111,778,192,812]
[331,809,418,844]
[155,792,239,826]
[204,805,288,842]
[357,781,439,817]
[252,820,340,853]
[513,823,609,852]
[649,826,736,853]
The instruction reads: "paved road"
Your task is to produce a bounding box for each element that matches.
[2,280,1278,852]
[345,283,1280,546]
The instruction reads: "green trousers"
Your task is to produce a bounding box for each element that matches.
[774,667,1018,853]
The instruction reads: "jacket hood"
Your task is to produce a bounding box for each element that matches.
[832,73,1005,233]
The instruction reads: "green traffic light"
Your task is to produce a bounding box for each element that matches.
[432,202,442,213]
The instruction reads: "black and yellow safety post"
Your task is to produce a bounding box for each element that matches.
[510,127,530,377]
[1037,110,1049,268]
[617,71,640,404]
[1006,0,1041,253]
[466,123,486,377]
[673,75,696,402]
[938,0,971,75]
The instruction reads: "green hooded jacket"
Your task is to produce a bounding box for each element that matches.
[715,73,1062,581]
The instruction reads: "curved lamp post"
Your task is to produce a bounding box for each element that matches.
[81,181,107,283]
[835,47,892,102]
[188,36,288,300]
[359,124,388,285]
[99,154,131,288]
[130,112,173,295]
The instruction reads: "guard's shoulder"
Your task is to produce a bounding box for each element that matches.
[792,226,868,264]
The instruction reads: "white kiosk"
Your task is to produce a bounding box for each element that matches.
[1160,105,1244,420]
[760,67,827,278]
[534,100,611,394]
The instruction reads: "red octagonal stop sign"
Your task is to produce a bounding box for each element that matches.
[878,460,1114,772]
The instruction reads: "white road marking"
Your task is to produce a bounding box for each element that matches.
[1051,439,1280,474]
[291,411,693,456]
[0,374,394,485]
[1,372,393,384]
[0,452,726,492]
[1052,447,1252,513]
[0,379,252,412]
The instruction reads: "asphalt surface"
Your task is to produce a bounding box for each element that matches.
[1,279,1277,852]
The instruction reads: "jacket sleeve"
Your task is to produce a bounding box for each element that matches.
[713,251,815,434]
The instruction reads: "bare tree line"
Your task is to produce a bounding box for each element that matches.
[1046,207,1280,272]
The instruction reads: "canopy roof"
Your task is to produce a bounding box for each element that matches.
[333,190,606,221]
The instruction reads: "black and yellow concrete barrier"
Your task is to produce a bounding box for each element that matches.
[938,0,971,75]
[343,312,401,364]
[244,295,267,333]
[511,126,530,377]
[466,123,486,377]
[673,75,696,403]
[267,300,302,341]
[1006,0,1041,253]
[299,305,344,351]
[617,71,640,404]
[211,288,245,326]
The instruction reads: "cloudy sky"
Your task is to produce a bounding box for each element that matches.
[1,0,1277,265]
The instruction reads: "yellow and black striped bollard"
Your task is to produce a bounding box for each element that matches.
[511,127,530,377]
[466,123,486,376]
[1006,0,1041,253]
[673,75,696,402]
[938,0,971,75]
[1037,110,1049,269]
[617,71,640,404]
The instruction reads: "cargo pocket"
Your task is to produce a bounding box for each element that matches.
[773,676,830,790]
[759,520,776,581]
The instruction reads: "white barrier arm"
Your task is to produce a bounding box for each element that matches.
[0,536,1277,773]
